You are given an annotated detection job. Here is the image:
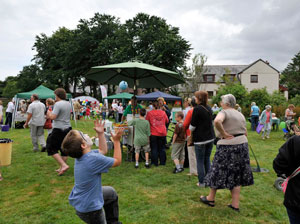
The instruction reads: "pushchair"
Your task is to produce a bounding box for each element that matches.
[283,120,299,140]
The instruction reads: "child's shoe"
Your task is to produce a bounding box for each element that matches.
[145,163,150,168]
[134,163,139,169]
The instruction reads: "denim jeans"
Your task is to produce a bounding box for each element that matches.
[150,135,166,166]
[195,142,213,184]
[287,208,300,224]
[251,115,259,131]
[76,186,120,224]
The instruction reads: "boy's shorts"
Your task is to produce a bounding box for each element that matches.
[171,142,185,160]
[135,144,150,154]
[46,127,72,156]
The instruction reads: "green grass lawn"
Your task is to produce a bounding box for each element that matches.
[0,120,289,224]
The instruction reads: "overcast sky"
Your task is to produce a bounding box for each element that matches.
[1,0,300,81]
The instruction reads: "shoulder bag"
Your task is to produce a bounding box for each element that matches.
[282,166,300,193]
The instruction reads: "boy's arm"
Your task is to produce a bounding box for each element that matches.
[172,133,177,144]
[111,128,124,167]
[94,119,108,155]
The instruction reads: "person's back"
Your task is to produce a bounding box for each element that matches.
[52,100,71,129]
[129,118,150,147]
[28,100,45,126]
[146,109,168,136]
[251,105,259,116]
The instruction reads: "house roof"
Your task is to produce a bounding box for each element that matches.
[203,65,247,78]
[201,59,280,78]
[237,59,280,74]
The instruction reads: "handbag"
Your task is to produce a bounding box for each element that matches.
[44,119,52,129]
[256,123,264,134]
[282,166,300,193]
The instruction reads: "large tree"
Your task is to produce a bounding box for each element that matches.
[117,13,191,71]
[280,51,300,98]
[30,13,191,96]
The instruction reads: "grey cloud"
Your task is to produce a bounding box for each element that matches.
[1,0,300,81]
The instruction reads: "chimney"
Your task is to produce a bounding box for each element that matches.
[265,60,270,64]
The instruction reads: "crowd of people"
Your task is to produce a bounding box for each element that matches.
[1,89,300,223]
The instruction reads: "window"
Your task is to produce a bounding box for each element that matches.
[207,91,214,99]
[251,75,258,83]
[203,74,215,83]
[222,74,236,82]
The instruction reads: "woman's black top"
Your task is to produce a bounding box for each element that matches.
[191,104,215,143]
[273,135,300,213]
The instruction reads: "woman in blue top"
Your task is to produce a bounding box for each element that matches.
[250,102,260,131]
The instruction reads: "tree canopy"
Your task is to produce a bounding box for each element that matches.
[280,51,300,98]
[6,13,191,97]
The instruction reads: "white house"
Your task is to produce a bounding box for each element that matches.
[179,59,281,98]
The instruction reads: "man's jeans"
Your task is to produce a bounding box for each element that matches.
[76,186,120,224]
[194,142,213,184]
[150,135,166,166]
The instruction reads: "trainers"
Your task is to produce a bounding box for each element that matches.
[266,136,270,139]
[173,168,184,174]
[41,147,47,152]
[145,163,150,168]
[262,137,265,140]
[134,164,139,169]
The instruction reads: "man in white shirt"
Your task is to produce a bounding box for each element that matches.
[5,99,15,128]
[24,94,46,152]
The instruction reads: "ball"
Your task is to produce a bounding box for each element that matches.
[119,81,128,90]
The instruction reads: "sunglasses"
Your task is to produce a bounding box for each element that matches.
[78,131,87,142]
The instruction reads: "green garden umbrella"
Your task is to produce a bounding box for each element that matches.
[86,61,185,93]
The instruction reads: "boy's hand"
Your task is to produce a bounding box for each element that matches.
[111,128,124,142]
[94,119,105,134]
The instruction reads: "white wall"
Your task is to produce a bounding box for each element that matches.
[240,60,279,93]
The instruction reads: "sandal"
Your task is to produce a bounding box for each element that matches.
[200,196,215,207]
[227,204,240,212]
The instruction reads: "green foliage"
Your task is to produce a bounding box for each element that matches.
[269,91,287,106]
[280,51,300,98]
[248,88,271,109]
[212,83,248,106]
[1,76,20,98]
[16,64,43,92]
[289,94,300,106]
[182,53,207,94]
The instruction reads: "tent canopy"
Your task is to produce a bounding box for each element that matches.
[136,91,182,101]
[104,92,133,100]
[16,85,72,99]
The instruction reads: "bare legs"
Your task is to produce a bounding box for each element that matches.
[202,186,241,209]
[53,153,69,175]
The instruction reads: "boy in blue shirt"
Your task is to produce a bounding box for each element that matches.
[62,119,123,224]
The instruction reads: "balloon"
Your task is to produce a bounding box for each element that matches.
[100,103,103,107]
[119,81,128,90]
[279,121,286,129]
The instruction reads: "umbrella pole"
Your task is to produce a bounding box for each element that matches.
[133,79,137,116]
